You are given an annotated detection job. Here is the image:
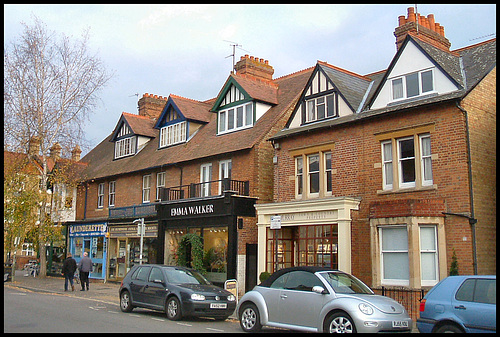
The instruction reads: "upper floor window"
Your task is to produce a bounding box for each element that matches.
[391,69,434,101]
[219,160,232,194]
[97,183,105,208]
[160,121,186,148]
[109,181,116,207]
[142,175,151,203]
[156,172,166,201]
[218,102,253,134]
[295,150,333,199]
[381,133,433,191]
[114,136,136,159]
[305,94,336,123]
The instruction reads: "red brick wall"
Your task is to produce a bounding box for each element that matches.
[274,101,478,284]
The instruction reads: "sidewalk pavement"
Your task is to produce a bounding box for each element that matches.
[5,269,121,305]
[4,269,239,320]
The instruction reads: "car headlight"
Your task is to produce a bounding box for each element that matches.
[359,303,374,315]
[227,294,236,302]
[191,293,206,301]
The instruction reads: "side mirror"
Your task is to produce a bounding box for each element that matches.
[312,285,327,294]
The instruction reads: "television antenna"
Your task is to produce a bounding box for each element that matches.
[224,40,251,73]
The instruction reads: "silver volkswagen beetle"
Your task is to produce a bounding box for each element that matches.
[237,266,412,333]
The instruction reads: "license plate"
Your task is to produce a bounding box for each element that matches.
[392,320,409,328]
[210,303,227,309]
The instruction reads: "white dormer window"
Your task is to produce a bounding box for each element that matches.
[114,136,136,159]
[160,121,187,147]
[391,69,434,101]
[218,102,253,134]
[305,94,336,123]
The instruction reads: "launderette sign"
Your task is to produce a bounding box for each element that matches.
[69,223,107,237]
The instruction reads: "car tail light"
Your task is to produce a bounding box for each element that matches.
[419,299,426,312]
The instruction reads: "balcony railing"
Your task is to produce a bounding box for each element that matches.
[160,178,250,202]
[109,202,159,218]
[107,179,249,219]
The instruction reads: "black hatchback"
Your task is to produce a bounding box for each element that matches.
[119,264,236,321]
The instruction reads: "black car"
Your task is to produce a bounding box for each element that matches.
[119,264,236,321]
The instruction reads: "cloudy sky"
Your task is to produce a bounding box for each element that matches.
[4,4,496,156]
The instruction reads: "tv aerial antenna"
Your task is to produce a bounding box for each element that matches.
[224,40,251,73]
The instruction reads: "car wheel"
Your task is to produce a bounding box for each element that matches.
[166,296,182,321]
[120,290,133,312]
[239,303,262,332]
[435,324,463,333]
[325,311,357,333]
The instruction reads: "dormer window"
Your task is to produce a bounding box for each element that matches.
[305,93,336,123]
[160,121,186,147]
[114,136,136,159]
[391,69,434,101]
[218,102,253,134]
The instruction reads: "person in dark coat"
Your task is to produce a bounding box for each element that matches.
[62,252,77,291]
[78,251,93,291]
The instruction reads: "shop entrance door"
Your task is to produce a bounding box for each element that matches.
[117,239,127,278]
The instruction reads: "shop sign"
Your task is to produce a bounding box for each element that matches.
[69,223,107,237]
[109,224,158,238]
[270,215,282,229]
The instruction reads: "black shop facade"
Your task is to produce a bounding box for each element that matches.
[156,191,257,286]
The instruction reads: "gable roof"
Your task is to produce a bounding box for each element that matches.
[154,95,212,128]
[79,67,313,181]
[111,112,157,141]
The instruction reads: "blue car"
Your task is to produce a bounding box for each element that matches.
[417,275,496,333]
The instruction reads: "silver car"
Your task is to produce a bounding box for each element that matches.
[237,266,412,333]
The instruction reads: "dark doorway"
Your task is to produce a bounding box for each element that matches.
[245,244,258,292]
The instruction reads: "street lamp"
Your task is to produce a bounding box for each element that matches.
[133,218,145,265]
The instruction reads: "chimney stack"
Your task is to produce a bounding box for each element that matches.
[28,136,41,156]
[49,142,62,160]
[234,55,274,81]
[138,93,168,120]
[71,145,82,162]
[394,7,451,51]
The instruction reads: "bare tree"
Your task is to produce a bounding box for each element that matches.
[4,15,114,277]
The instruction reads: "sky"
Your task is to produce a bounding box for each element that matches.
[4,4,496,156]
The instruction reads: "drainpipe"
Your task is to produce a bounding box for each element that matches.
[455,101,478,275]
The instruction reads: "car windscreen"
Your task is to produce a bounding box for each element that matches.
[165,268,210,285]
[320,272,374,295]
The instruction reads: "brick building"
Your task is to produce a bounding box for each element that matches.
[70,54,312,291]
[256,6,496,298]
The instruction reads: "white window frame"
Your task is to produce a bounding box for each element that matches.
[419,225,439,286]
[420,135,433,186]
[296,156,303,198]
[305,93,336,123]
[142,175,151,203]
[307,154,320,198]
[218,102,253,134]
[219,160,232,194]
[159,121,187,148]
[381,133,433,191]
[200,163,212,197]
[397,136,416,189]
[379,226,410,286]
[114,136,136,159]
[156,172,166,201]
[391,69,435,101]
[21,243,35,256]
[97,183,105,208]
[324,151,333,195]
[109,181,116,207]
[381,141,393,190]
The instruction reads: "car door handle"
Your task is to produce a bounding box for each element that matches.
[454,305,466,310]
[280,294,287,299]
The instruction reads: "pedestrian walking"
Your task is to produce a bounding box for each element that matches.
[78,251,93,291]
[62,252,77,291]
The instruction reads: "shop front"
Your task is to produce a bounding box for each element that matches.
[68,222,107,280]
[106,221,159,281]
[255,197,360,275]
[157,192,256,287]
